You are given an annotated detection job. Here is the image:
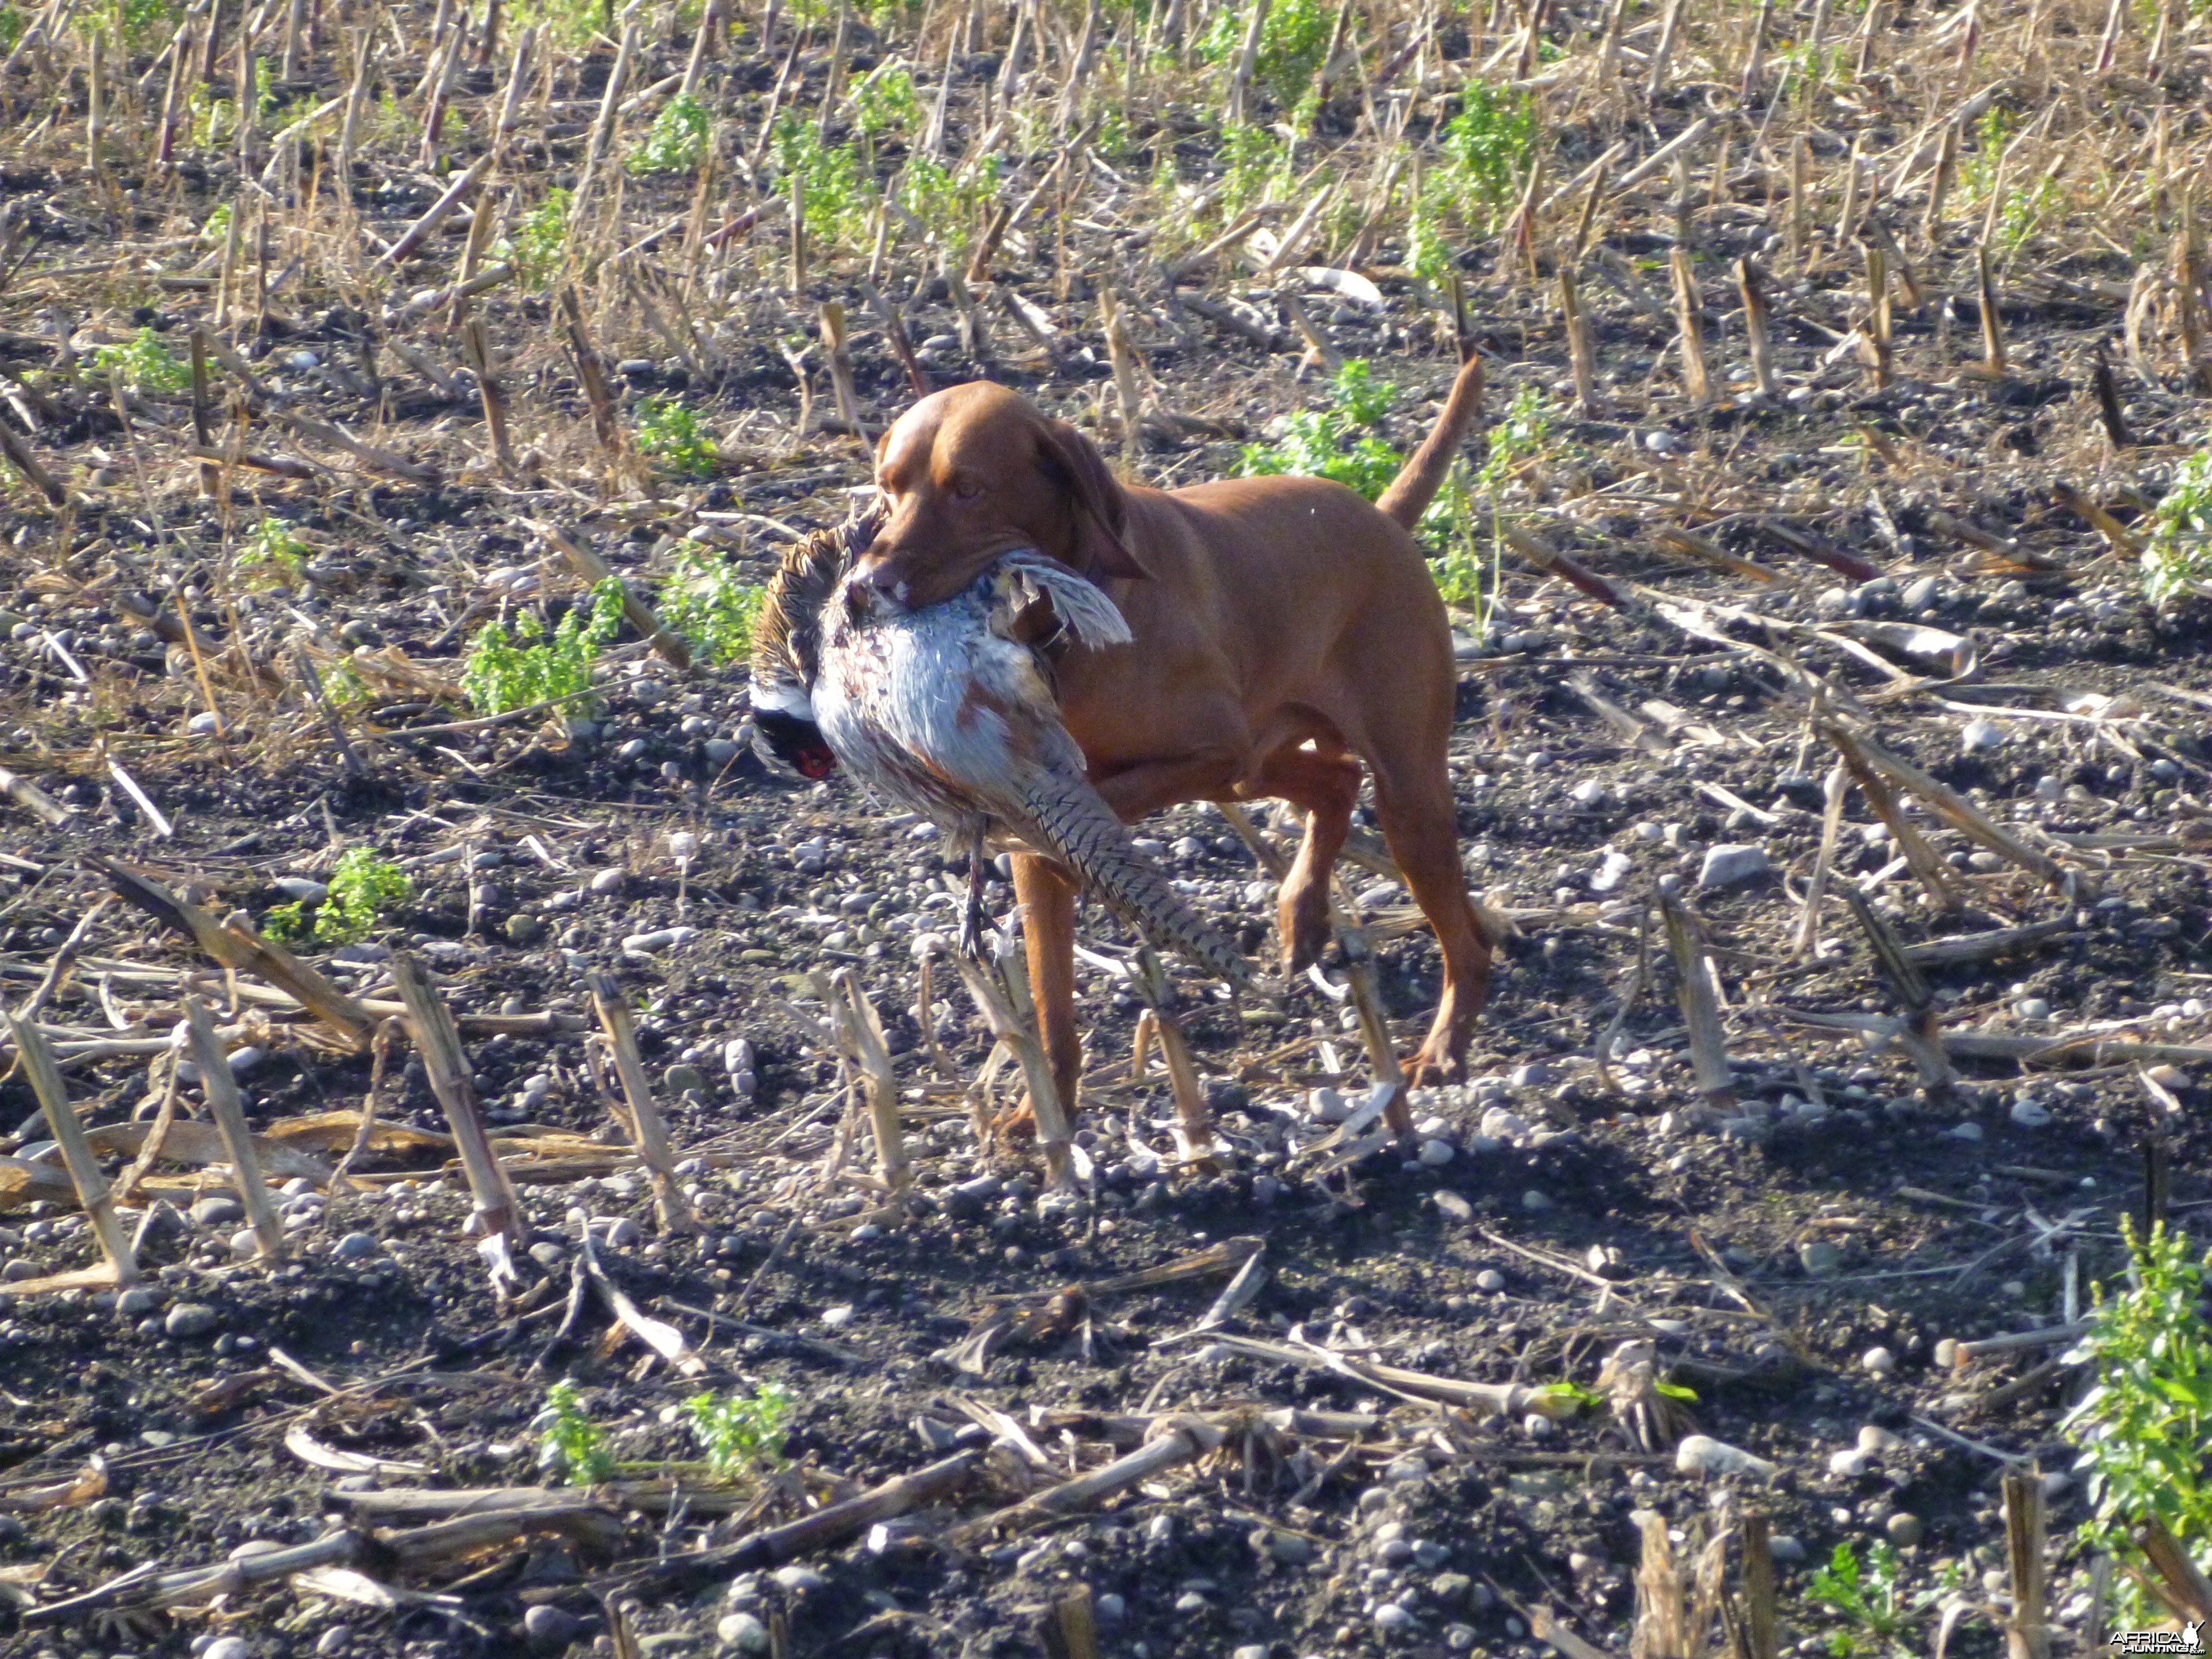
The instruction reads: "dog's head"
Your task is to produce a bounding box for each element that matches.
[853,382,1146,612]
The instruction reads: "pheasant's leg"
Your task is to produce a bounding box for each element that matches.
[959,823,989,959]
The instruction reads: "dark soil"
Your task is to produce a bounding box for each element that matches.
[0,3,2207,1657]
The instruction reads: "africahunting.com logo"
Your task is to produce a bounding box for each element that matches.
[2110,1623,2205,1654]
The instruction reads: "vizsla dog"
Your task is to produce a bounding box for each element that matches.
[852,358,1493,1117]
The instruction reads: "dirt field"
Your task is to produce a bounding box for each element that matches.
[0,0,2206,1652]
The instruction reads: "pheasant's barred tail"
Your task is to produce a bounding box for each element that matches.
[1021,769,1251,986]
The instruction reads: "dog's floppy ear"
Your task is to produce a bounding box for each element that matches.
[1037,416,1147,582]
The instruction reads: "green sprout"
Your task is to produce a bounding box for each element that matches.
[92,327,190,395]
[238,516,309,586]
[1198,0,1334,109]
[2142,445,2212,607]
[627,92,710,174]
[634,397,717,477]
[460,578,626,716]
[1807,1542,1965,1658]
[538,1380,615,1486]
[2062,1220,2212,1623]
[1235,359,1492,618]
[1439,83,1537,220]
[1216,121,1288,221]
[264,847,413,947]
[658,541,764,665]
[497,188,570,291]
[851,64,920,139]
[685,1383,796,1476]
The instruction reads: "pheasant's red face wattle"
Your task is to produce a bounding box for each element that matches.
[796,743,837,780]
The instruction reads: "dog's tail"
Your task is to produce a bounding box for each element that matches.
[1374,354,1485,532]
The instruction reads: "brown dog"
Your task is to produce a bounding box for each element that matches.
[853,358,1493,1115]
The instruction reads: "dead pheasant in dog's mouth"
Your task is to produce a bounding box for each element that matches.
[749,513,1249,984]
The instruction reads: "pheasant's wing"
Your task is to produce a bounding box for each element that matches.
[1015,759,1250,986]
[995,551,1133,651]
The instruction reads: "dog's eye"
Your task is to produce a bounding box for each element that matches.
[952,477,983,500]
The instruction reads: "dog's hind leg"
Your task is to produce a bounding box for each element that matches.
[1370,753,1490,1087]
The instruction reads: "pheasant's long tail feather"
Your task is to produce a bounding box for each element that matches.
[1019,767,1250,985]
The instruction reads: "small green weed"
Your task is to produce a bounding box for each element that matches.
[2142,446,2212,606]
[498,189,570,291]
[237,517,309,586]
[851,64,919,139]
[1238,358,1405,501]
[0,7,24,48]
[1807,1541,1964,1658]
[627,92,710,175]
[897,153,997,253]
[772,114,873,254]
[1960,105,2015,208]
[538,1380,615,1486]
[117,0,178,46]
[2062,1220,2212,1618]
[1438,84,1537,221]
[658,542,764,665]
[264,847,413,947]
[685,1384,796,1476]
[1478,381,1554,497]
[634,397,716,477]
[512,0,601,49]
[1995,171,2062,261]
[92,327,190,395]
[461,578,626,716]
[1198,0,1333,109]
[1216,121,1288,220]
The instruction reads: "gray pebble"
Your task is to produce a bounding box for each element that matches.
[1094,1592,1126,1624]
[315,1627,352,1656]
[529,1242,566,1269]
[523,1603,582,1650]
[773,1564,828,1594]
[716,1611,770,1653]
[1884,1512,1924,1548]
[190,1196,244,1228]
[664,1063,705,1095]
[504,914,546,947]
[1769,1534,1807,1564]
[1521,1190,1552,1212]
[117,1285,161,1317]
[1475,1269,1506,1293]
[705,738,742,766]
[204,1640,253,1659]
[1798,1240,1841,1277]
[335,1232,380,1261]
[165,1302,219,1338]
[589,868,627,895]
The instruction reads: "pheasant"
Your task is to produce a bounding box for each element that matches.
[749,508,1248,984]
